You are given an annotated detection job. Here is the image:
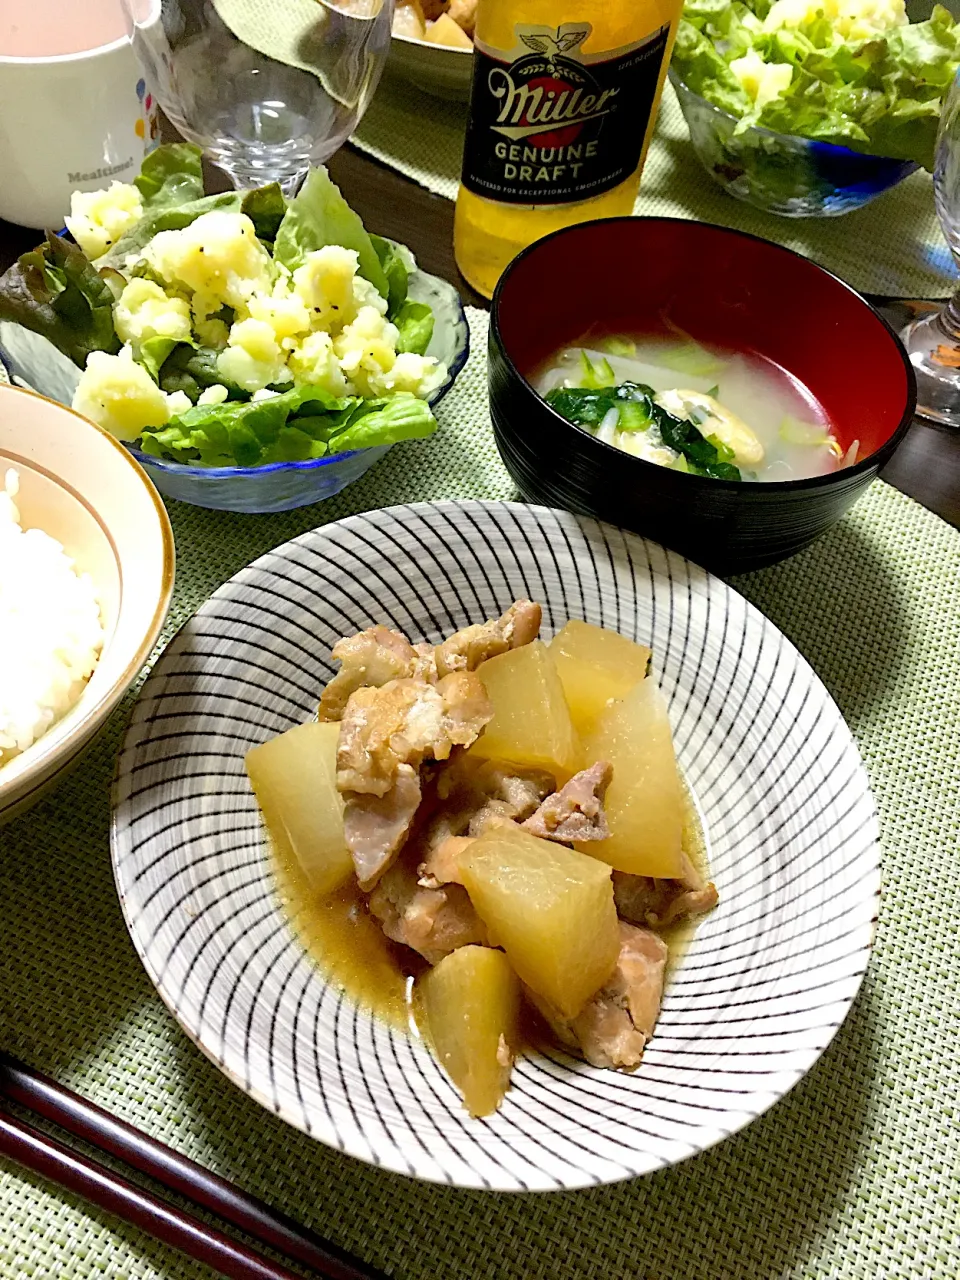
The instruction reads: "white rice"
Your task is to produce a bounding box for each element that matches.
[0,469,105,768]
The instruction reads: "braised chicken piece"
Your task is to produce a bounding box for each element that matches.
[343,764,422,892]
[337,682,426,796]
[318,626,420,723]
[412,641,439,683]
[527,923,668,1069]
[369,854,488,965]
[338,672,493,887]
[417,835,474,889]
[438,671,495,749]
[432,754,552,808]
[320,601,541,726]
[447,0,477,36]
[337,673,493,797]
[417,757,554,888]
[418,760,614,886]
[464,763,555,837]
[521,760,613,844]
[613,852,719,929]
[434,600,542,678]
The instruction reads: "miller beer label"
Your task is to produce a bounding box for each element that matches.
[461,22,671,206]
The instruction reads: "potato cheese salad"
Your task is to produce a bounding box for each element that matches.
[0,146,446,469]
[246,606,718,1118]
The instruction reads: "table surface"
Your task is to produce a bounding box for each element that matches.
[1,144,959,530]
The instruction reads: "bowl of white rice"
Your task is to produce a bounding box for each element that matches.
[0,383,174,825]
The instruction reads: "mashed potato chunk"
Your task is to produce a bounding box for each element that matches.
[762,0,907,39]
[730,49,793,107]
[246,285,312,344]
[144,212,274,310]
[293,246,365,332]
[193,314,230,350]
[351,275,390,318]
[366,351,445,399]
[333,307,400,396]
[114,278,192,351]
[217,317,290,393]
[65,182,143,261]
[197,384,230,406]
[73,348,170,441]
[287,331,350,395]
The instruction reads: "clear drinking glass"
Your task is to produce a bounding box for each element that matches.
[902,68,960,427]
[122,0,393,193]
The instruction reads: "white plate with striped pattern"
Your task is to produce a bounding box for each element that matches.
[111,501,880,1190]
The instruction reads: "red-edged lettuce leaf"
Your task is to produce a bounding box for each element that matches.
[0,232,120,367]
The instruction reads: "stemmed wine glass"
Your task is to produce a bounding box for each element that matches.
[903,67,960,428]
[122,0,394,194]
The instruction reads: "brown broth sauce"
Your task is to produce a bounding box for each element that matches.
[270,769,712,1026]
[272,847,423,1030]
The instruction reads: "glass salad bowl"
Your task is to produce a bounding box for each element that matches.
[0,260,469,515]
[669,70,920,218]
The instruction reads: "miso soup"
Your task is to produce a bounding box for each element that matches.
[537,336,857,482]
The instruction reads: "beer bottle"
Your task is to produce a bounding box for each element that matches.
[454,1,683,298]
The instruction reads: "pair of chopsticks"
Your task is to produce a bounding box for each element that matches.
[0,1052,386,1280]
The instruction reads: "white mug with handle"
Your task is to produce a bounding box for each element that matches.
[0,0,157,230]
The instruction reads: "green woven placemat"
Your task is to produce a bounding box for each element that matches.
[354,75,958,300]
[2,308,959,1278]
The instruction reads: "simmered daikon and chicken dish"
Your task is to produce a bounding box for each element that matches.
[246,603,718,1117]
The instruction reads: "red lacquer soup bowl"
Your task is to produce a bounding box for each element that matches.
[489,218,916,573]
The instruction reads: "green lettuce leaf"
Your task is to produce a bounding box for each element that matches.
[0,232,120,367]
[273,167,389,297]
[684,0,739,19]
[394,300,435,355]
[371,236,437,355]
[139,335,183,382]
[326,393,437,453]
[759,27,820,69]
[99,191,242,267]
[672,1,960,169]
[754,74,873,145]
[371,234,410,317]
[134,143,204,208]
[156,343,245,401]
[257,426,331,464]
[103,149,285,265]
[887,4,960,86]
[674,22,754,117]
[241,183,287,244]
[138,380,436,467]
[139,384,359,467]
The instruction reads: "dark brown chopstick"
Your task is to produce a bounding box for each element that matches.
[0,1105,304,1280]
[0,1053,386,1280]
